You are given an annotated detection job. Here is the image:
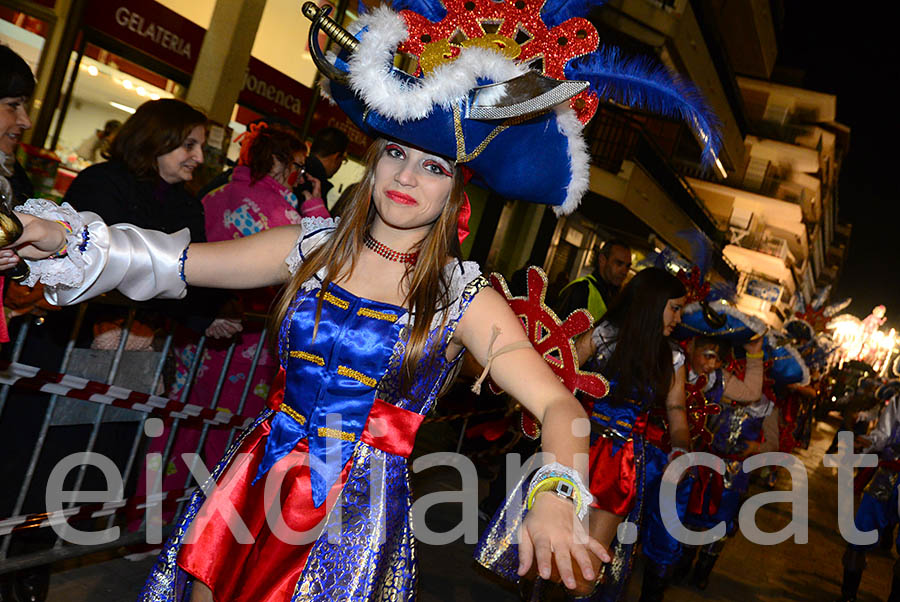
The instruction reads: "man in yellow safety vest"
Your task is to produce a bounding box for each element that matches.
[556,239,632,322]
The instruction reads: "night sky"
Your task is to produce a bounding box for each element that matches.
[777,5,900,329]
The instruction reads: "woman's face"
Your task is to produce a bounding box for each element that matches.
[271,150,306,188]
[156,125,205,183]
[372,141,454,233]
[0,96,32,155]
[662,295,686,336]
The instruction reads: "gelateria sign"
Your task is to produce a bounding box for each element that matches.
[84,0,205,75]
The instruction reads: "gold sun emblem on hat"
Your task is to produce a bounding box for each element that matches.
[397,0,601,122]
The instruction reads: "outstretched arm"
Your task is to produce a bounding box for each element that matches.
[454,287,609,590]
[182,226,301,289]
[1,210,301,301]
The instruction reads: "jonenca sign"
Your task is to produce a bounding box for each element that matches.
[114,7,192,60]
[242,70,303,115]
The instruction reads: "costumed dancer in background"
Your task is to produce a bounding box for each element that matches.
[575,268,690,600]
[669,336,765,591]
[475,268,691,601]
[640,334,764,600]
[838,389,900,602]
[0,2,626,600]
[641,260,767,600]
[676,329,808,590]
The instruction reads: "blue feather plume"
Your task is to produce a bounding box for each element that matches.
[707,281,736,303]
[676,229,713,279]
[565,47,722,167]
[387,0,447,22]
[541,0,606,28]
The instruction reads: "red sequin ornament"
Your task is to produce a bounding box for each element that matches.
[489,266,608,438]
[397,0,601,123]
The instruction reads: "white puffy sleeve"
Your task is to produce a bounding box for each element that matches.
[16,199,189,306]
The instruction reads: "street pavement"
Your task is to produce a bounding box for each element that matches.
[42,414,893,601]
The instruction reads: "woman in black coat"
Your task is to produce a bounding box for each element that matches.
[63,98,207,240]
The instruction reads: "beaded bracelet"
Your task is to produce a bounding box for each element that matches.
[178,245,190,282]
[77,226,90,253]
[48,220,73,259]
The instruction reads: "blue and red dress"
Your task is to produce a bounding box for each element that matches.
[139,218,489,601]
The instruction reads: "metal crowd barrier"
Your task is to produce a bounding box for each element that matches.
[0,295,510,577]
[0,296,269,575]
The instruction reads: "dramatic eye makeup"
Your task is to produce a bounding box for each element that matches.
[423,159,452,177]
[384,143,406,159]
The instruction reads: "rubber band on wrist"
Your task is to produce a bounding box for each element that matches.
[48,220,73,259]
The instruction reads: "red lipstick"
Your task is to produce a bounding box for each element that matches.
[385,190,417,205]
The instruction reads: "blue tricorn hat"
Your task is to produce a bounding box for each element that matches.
[673,299,767,346]
[302,0,721,214]
[764,332,811,387]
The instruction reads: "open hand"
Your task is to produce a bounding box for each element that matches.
[517,492,610,591]
[205,318,243,339]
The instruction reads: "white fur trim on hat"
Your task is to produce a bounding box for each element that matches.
[347,8,527,123]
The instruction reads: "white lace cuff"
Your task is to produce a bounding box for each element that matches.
[15,199,88,288]
[14,200,189,305]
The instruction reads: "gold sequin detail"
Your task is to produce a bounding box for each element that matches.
[616,420,632,429]
[337,365,378,388]
[357,307,399,322]
[592,412,611,422]
[289,350,325,366]
[318,426,356,442]
[318,291,349,310]
[281,403,307,425]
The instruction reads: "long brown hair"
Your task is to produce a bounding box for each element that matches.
[105,99,207,178]
[273,138,466,393]
[602,267,687,405]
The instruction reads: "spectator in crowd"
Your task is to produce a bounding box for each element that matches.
[0,43,53,602]
[63,98,207,240]
[0,45,35,207]
[75,118,121,163]
[556,238,632,322]
[295,126,349,202]
[1,45,37,339]
[146,122,314,509]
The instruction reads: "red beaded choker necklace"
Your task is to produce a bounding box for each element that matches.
[364,232,418,264]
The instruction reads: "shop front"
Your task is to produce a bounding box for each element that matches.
[4,0,368,201]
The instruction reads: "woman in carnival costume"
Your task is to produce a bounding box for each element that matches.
[674,326,809,593]
[0,0,721,598]
[665,289,769,594]
[477,268,691,600]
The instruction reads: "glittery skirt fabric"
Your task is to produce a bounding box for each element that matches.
[138,412,417,602]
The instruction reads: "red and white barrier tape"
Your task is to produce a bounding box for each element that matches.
[0,360,256,430]
[0,486,197,536]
